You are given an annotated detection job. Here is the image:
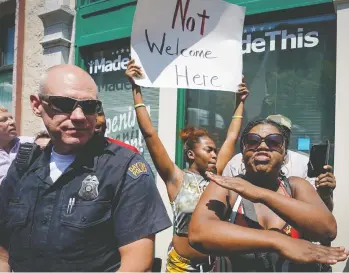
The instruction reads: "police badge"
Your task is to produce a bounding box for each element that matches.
[78,175,99,200]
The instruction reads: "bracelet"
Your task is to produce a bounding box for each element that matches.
[232,115,243,119]
[134,103,146,109]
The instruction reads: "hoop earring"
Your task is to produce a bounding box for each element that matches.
[279,169,286,177]
[279,158,286,178]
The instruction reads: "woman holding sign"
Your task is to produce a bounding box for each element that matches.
[125,59,248,272]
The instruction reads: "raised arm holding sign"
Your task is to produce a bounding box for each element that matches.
[125,59,250,272]
[131,0,245,91]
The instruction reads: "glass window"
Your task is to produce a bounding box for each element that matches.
[4,25,15,65]
[0,70,13,110]
[0,14,15,110]
[81,38,160,173]
[186,89,235,148]
[0,14,15,66]
[185,14,336,163]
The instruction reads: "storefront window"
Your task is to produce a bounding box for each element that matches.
[0,14,15,110]
[185,14,336,161]
[0,70,13,110]
[81,38,160,173]
[0,14,15,66]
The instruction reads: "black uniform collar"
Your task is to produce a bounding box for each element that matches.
[28,135,115,174]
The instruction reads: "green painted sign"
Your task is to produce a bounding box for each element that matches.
[75,0,333,47]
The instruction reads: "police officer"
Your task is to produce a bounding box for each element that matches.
[0,64,172,271]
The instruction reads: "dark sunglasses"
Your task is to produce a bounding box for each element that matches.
[242,133,284,151]
[39,94,102,115]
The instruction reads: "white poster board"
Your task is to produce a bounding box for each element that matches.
[131,0,245,92]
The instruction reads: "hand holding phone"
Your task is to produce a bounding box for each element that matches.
[307,140,330,178]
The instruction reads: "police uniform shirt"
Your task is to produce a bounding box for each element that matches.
[0,136,172,272]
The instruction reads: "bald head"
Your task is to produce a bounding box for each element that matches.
[30,64,100,154]
[39,64,98,99]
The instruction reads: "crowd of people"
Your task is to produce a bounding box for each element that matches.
[0,61,347,272]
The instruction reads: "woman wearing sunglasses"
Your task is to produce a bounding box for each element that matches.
[189,119,348,272]
[125,59,248,272]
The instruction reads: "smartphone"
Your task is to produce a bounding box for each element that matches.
[307,140,330,178]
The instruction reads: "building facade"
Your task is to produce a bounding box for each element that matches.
[1,0,349,271]
[0,0,75,133]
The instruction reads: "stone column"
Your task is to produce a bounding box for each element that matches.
[332,0,349,271]
[38,0,74,67]
[155,88,177,270]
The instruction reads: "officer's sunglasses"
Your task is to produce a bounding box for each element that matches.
[242,133,284,151]
[39,94,102,115]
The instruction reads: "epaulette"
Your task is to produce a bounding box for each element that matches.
[14,142,42,174]
[106,137,140,153]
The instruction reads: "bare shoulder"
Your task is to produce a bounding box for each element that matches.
[288,176,318,199]
[288,176,312,186]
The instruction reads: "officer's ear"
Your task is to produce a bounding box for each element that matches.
[30,94,42,117]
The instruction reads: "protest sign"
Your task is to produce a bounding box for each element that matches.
[131,0,245,91]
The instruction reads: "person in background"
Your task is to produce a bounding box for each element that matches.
[125,59,248,272]
[95,109,106,137]
[95,109,139,153]
[0,105,33,183]
[189,118,348,272]
[223,114,335,211]
[0,64,171,271]
[34,130,51,149]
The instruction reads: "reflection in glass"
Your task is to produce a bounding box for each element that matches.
[186,89,236,149]
[185,15,336,164]
[4,26,15,65]
[81,38,160,174]
[0,70,13,111]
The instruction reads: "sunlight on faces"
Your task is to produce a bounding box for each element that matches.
[243,124,285,175]
[0,111,17,143]
[34,65,98,152]
[191,136,218,174]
